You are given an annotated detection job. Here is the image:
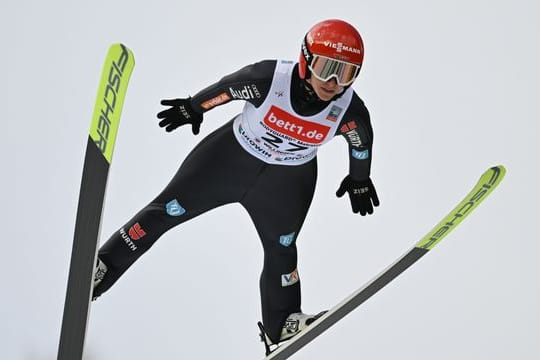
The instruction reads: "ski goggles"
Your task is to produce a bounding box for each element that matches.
[308,55,361,86]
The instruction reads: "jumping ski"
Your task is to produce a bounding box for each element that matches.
[58,43,135,360]
[262,165,506,359]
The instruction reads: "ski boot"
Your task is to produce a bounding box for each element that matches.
[91,257,108,300]
[258,311,327,355]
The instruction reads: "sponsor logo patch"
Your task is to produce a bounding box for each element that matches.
[128,222,146,240]
[229,85,261,100]
[281,268,300,287]
[352,149,369,160]
[279,232,296,247]
[344,129,362,147]
[120,228,137,251]
[322,41,362,55]
[200,92,231,110]
[326,105,342,122]
[340,121,357,133]
[263,105,330,145]
[166,199,186,216]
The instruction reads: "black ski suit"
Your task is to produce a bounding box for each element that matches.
[93,59,374,343]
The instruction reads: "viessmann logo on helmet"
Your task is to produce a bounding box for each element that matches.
[263,105,330,145]
[322,41,362,55]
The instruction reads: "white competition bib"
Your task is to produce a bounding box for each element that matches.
[233,60,353,165]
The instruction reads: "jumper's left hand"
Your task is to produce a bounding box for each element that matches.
[336,176,379,215]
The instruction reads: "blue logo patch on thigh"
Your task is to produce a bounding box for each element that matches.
[279,232,296,247]
[166,199,186,216]
[352,149,369,160]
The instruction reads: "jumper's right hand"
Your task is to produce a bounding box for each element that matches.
[157,97,203,134]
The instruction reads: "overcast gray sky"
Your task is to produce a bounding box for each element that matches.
[4,0,540,359]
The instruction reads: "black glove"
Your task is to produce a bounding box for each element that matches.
[336,175,380,215]
[157,98,203,134]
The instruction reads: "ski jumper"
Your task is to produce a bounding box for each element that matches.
[93,59,374,343]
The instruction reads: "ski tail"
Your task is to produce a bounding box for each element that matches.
[263,165,506,360]
[58,44,135,360]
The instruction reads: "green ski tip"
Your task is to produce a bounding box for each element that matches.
[89,43,135,164]
[416,165,506,250]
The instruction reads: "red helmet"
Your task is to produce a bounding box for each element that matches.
[299,19,364,83]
